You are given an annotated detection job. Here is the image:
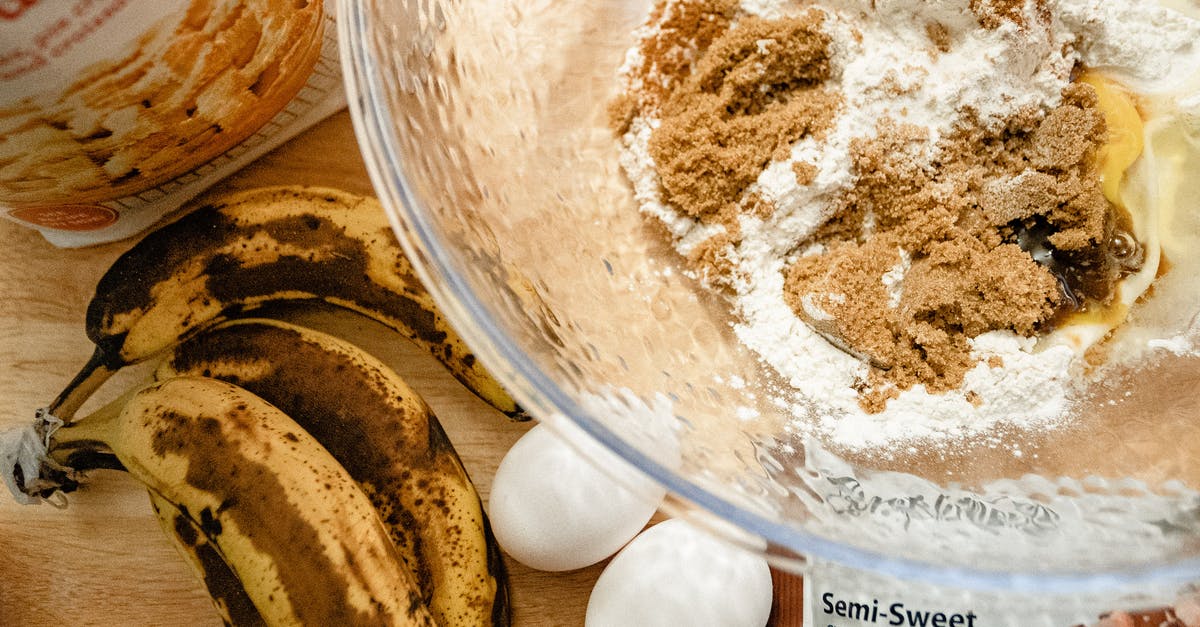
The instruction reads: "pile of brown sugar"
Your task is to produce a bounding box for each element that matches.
[609,3,843,281]
[647,11,840,223]
[784,84,1126,411]
[615,0,1138,412]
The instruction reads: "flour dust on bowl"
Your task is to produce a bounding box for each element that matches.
[340,0,1200,621]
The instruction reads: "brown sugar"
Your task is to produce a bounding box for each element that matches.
[925,22,952,52]
[647,12,841,226]
[782,83,1123,410]
[969,0,1048,29]
[607,93,638,136]
[792,161,818,186]
[630,0,741,111]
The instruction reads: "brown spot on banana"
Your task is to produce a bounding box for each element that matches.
[148,491,266,627]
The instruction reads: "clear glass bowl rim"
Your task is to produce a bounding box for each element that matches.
[336,0,1200,594]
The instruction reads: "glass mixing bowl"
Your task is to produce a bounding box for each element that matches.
[339,0,1200,604]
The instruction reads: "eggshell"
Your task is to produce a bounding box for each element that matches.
[585,518,774,627]
[488,423,665,571]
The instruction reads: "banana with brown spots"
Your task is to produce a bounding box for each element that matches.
[154,318,510,627]
[49,185,524,422]
[46,376,436,627]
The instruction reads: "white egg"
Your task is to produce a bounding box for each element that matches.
[488,422,666,571]
[585,518,774,627]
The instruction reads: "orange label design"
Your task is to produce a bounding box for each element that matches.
[9,203,118,230]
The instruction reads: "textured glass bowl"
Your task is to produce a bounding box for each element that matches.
[339,0,1200,596]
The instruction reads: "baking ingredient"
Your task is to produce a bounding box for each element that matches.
[614,0,1200,447]
[49,186,525,421]
[154,318,509,627]
[42,376,437,626]
[781,81,1120,410]
[584,518,773,627]
[488,423,665,572]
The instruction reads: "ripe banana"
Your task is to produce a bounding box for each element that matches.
[50,185,524,421]
[49,376,437,627]
[155,317,510,627]
[148,491,265,627]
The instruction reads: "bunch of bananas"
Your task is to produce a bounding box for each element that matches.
[5,186,513,626]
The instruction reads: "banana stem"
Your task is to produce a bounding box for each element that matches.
[12,386,134,500]
[46,388,128,466]
[48,348,118,422]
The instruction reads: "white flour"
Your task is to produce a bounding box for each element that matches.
[616,0,1200,449]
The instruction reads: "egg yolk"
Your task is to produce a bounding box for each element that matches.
[1079,71,1145,208]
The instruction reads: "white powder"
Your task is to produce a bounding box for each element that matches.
[616,0,1200,450]
[880,250,909,309]
[1055,0,1200,91]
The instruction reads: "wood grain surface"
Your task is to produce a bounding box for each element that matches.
[0,111,804,627]
[0,112,609,627]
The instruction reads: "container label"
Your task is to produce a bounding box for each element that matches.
[9,204,117,230]
[811,590,979,627]
[0,0,345,247]
[806,571,983,627]
[0,0,185,107]
[801,558,1193,627]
